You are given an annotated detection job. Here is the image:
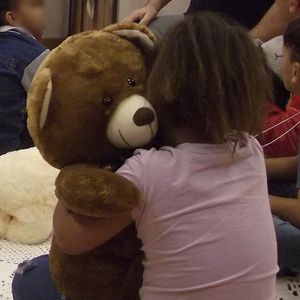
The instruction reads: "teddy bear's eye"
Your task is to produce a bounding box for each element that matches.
[127,78,136,87]
[103,96,113,106]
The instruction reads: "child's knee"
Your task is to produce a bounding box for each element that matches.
[12,259,39,300]
[12,255,62,300]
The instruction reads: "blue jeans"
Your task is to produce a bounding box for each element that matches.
[274,215,300,274]
[269,181,300,274]
[12,255,63,300]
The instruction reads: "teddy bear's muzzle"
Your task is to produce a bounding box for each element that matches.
[106,94,158,149]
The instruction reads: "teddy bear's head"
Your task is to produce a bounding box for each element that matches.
[27,23,158,169]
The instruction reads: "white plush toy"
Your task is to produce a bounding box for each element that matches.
[261,35,284,79]
[0,147,59,244]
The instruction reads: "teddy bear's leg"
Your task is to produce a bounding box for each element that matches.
[50,225,143,300]
[6,205,54,244]
[0,211,11,238]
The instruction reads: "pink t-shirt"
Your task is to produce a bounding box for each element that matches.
[117,135,278,300]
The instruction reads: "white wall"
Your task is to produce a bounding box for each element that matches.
[43,0,69,39]
[118,0,190,21]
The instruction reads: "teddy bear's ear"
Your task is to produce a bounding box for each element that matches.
[27,67,52,141]
[39,71,52,130]
[104,23,156,59]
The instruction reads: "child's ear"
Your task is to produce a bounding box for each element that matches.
[5,11,17,26]
[290,0,300,14]
[291,62,300,84]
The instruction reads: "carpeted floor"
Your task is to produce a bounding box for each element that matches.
[0,239,299,300]
[0,239,51,300]
[277,277,300,299]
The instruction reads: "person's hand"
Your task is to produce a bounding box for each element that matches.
[122,6,159,25]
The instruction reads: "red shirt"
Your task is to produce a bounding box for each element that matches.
[257,94,300,157]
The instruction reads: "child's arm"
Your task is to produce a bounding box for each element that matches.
[270,194,300,228]
[53,200,132,255]
[250,0,300,42]
[265,155,298,181]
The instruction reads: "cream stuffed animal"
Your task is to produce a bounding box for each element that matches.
[0,147,59,244]
[261,35,284,79]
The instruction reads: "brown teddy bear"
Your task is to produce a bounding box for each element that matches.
[27,23,158,300]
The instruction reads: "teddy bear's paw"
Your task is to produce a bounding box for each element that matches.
[56,165,141,217]
[6,206,54,244]
[0,211,11,239]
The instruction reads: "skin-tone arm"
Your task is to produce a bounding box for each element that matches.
[265,155,298,181]
[267,155,300,228]
[270,193,300,228]
[53,201,132,255]
[123,0,300,38]
[122,0,172,25]
[250,0,300,42]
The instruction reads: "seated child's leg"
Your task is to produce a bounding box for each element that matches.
[12,255,62,300]
[274,216,300,273]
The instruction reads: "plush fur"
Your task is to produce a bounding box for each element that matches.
[261,36,284,79]
[0,147,58,244]
[27,23,157,300]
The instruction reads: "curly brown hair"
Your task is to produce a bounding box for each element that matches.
[284,17,300,62]
[148,12,272,144]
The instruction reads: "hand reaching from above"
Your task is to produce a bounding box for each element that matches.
[122,6,159,25]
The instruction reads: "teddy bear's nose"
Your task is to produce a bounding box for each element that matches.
[133,107,155,126]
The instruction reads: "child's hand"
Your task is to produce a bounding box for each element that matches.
[122,6,159,25]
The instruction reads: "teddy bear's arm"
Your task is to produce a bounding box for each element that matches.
[55,164,140,218]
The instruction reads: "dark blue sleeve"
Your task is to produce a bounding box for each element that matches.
[14,37,49,92]
[0,55,27,155]
[14,35,48,70]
